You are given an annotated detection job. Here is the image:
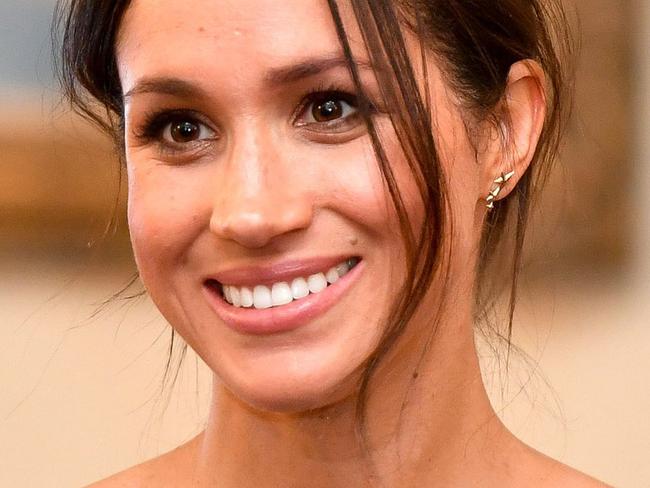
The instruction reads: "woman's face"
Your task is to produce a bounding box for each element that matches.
[117,0,480,412]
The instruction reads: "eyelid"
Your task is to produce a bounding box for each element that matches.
[293,86,375,129]
[134,108,216,142]
[130,108,219,162]
[160,120,216,145]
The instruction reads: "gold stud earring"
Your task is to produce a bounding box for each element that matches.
[486,170,515,210]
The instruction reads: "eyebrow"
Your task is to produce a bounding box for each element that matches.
[264,55,373,85]
[122,54,375,100]
[123,77,203,100]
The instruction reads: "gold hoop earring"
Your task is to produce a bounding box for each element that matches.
[486,170,515,210]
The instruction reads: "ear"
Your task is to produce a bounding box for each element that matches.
[477,60,547,208]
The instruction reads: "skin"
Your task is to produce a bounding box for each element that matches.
[91,0,610,486]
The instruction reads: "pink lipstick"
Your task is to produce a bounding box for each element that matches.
[203,257,363,335]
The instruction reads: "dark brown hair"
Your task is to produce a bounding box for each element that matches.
[54,0,573,463]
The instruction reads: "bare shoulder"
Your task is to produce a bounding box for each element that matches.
[85,435,201,488]
[521,445,612,488]
[542,461,612,487]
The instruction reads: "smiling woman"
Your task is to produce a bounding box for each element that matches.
[54,0,609,487]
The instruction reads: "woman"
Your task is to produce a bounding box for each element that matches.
[56,0,609,486]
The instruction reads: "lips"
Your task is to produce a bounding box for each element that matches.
[202,257,365,335]
[217,257,360,309]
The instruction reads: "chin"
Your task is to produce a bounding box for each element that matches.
[238,389,335,414]
[220,359,361,415]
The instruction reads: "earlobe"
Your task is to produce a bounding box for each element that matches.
[478,60,547,208]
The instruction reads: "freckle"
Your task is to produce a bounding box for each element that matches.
[198,26,205,32]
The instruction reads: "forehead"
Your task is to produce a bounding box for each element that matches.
[116,0,361,83]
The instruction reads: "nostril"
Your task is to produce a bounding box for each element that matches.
[209,197,314,250]
[209,217,277,249]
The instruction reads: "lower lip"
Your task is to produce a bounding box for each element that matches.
[203,260,364,335]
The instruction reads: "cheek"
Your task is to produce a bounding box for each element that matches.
[324,155,393,230]
[338,127,425,246]
[319,131,425,315]
[126,163,208,280]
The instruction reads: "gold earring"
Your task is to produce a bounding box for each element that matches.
[486,170,515,210]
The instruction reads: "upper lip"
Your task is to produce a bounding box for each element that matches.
[206,255,359,288]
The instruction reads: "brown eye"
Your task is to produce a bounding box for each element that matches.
[305,93,357,124]
[170,120,200,143]
[159,117,216,145]
[312,99,343,122]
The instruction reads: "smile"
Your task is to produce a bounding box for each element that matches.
[203,257,364,335]
[219,257,360,309]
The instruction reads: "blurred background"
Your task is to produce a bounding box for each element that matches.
[1,1,649,486]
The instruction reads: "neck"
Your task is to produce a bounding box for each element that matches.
[192,303,517,488]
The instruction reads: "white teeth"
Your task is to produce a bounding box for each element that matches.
[307,272,328,293]
[223,285,232,303]
[253,285,273,309]
[220,258,360,308]
[240,286,254,307]
[325,266,339,284]
[271,282,293,307]
[230,287,241,307]
[290,277,310,299]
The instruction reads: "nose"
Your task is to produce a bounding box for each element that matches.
[209,129,314,249]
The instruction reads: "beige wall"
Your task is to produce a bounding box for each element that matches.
[634,0,650,285]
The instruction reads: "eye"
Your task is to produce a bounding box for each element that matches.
[132,109,220,159]
[162,118,215,144]
[303,92,358,125]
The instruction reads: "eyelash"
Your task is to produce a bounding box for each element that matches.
[295,82,376,126]
[135,108,208,142]
[132,83,377,155]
